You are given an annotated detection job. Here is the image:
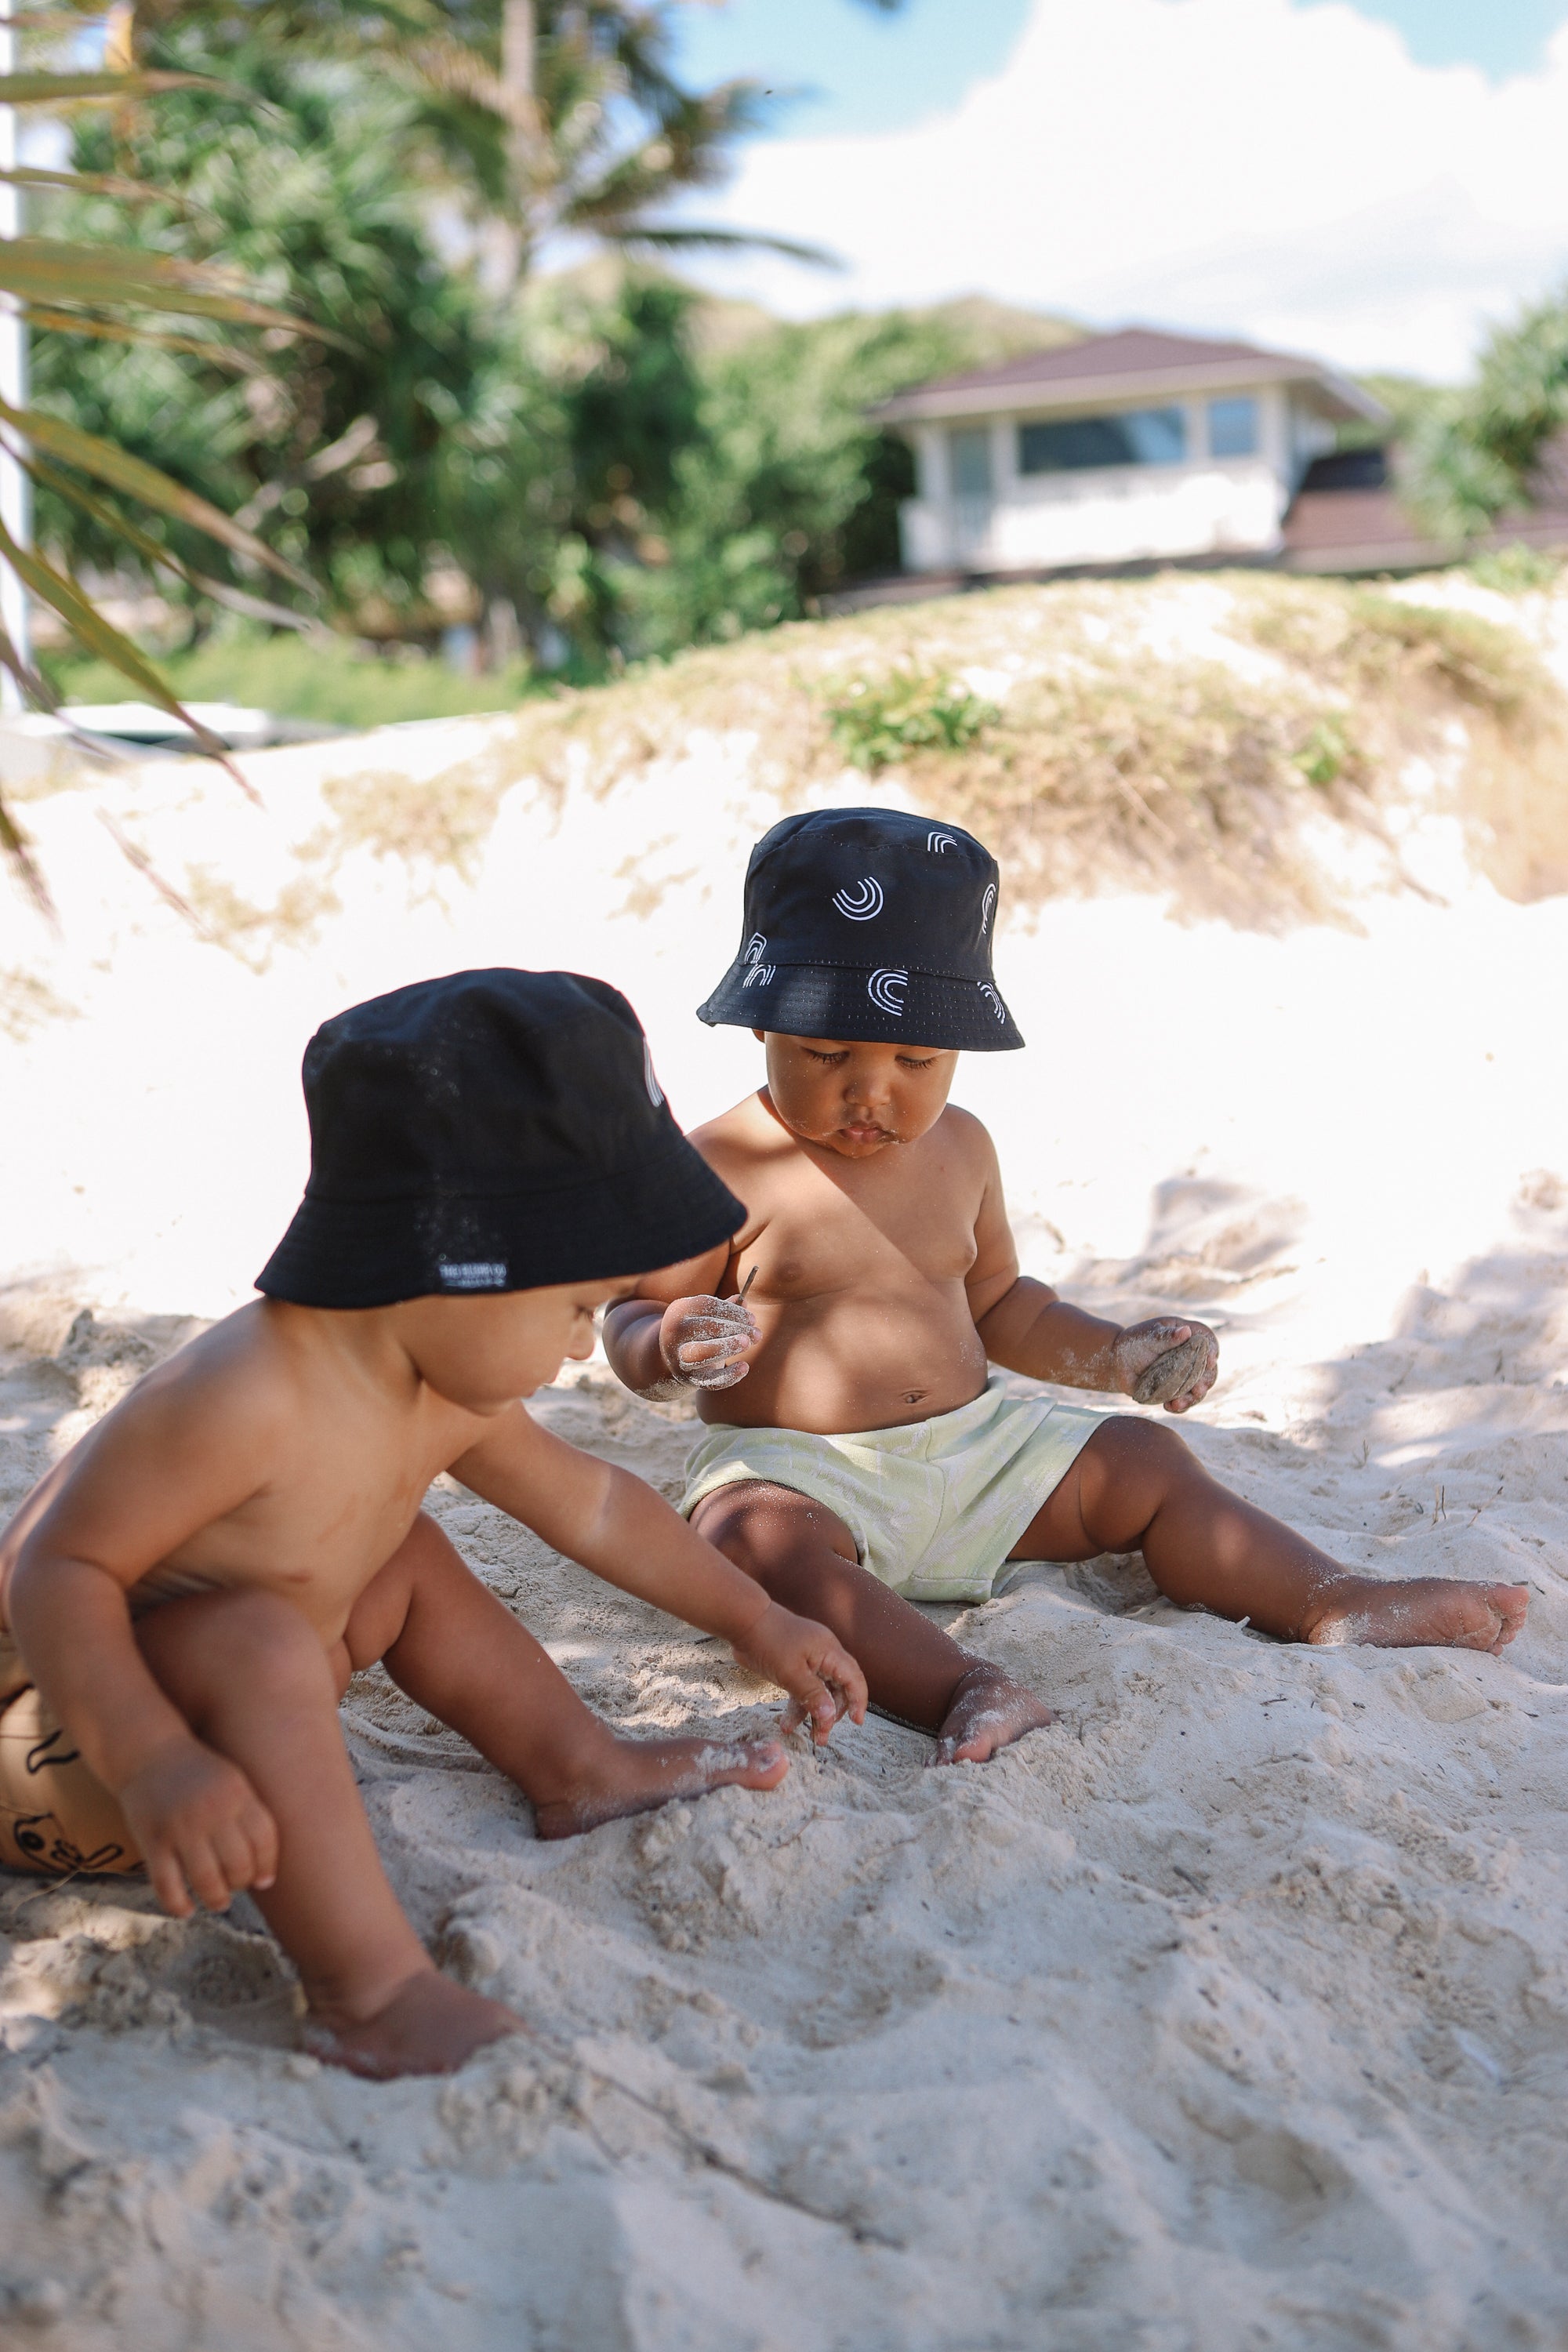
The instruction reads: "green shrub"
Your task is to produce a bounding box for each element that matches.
[1466,543,1565,594]
[43,626,538,731]
[825,668,996,772]
[1293,713,1356,787]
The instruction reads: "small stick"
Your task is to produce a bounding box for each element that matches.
[737,1265,758,1306]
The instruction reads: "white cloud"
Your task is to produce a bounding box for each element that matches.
[674,0,1568,379]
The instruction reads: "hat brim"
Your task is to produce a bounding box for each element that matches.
[698,962,1024,1052]
[256,1133,743,1309]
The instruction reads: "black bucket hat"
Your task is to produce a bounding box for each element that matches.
[697,808,1024,1051]
[257,967,744,1310]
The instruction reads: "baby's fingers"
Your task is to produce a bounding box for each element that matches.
[147,1841,195,1920]
[245,1797,279,1893]
[183,1831,240,1914]
[780,1680,837,1743]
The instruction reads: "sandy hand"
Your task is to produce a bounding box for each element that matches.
[118,1735,279,1918]
[733,1599,869,1744]
[1114,1317,1218,1412]
[659,1293,760,1390]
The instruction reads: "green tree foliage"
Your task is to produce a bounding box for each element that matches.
[31,13,1078,681]
[129,0,805,276]
[1402,289,1568,543]
[33,34,505,634]
[620,298,1078,656]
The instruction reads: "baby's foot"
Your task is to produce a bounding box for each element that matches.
[302,1968,524,2080]
[533,1734,788,1839]
[1305,1576,1529,1656]
[931,1661,1052,1766]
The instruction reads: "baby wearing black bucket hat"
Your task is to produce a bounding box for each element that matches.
[0,968,866,2082]
[605,808,1528,1763]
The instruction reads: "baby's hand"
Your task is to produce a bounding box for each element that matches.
[659,1293,760,1391]
[732,1600,869,1744]
[118,1735,278,1918]
[1112,1317,1218,1412]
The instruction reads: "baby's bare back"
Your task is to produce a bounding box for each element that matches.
[692,1097,1000,1436]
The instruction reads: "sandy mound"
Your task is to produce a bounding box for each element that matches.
[3,577,1568,2346]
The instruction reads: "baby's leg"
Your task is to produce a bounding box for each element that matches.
[1012,1417,1528,1652]
[347,1512,789,1836]
[135,1588,521,2079]
[691,1482,1051,1764]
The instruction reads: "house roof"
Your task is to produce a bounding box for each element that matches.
[870,326,1385,428]
[1281,441,1568,573]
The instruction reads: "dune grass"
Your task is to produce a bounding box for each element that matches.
[407,569,1567,926]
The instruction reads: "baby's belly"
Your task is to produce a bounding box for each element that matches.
[706,1295,990,1436]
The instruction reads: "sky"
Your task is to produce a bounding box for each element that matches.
[665,0,1568,380]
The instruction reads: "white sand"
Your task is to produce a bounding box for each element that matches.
[3,608,1568,2347]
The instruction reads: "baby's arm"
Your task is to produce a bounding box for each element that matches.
[964,1138,1218,1413]
[452,1405,866,1739]
[2,1366,281,1914]
[603,1240,759,1399]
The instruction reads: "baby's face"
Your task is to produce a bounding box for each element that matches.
[395,1276,637,1410]
[758,1031,958,1160]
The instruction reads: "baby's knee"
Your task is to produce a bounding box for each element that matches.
[1085,1412,1194,1491]
[691,1482,856,1582]
[1072,1414,1196,1547]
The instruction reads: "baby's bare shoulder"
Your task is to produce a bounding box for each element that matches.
[95,1305,308,1469]
[935,1102,1002,1173]
[690,1091,794,1179]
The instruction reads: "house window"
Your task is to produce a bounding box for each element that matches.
[1207,395,1260,459]
[947,427,993,498]
[1017,407,1187,474]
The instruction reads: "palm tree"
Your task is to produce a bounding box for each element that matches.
[123,0,834,283]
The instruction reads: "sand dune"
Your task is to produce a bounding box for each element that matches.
[2,581,1568,2347]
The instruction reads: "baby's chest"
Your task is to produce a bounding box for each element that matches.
[178,1425,434,1590]
[763,1170,979,1293]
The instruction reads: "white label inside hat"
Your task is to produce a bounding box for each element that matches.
[439,1261,507,1289]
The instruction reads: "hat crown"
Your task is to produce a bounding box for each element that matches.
[300,967,670,1204]
[740,808,999,981]
[695,808,1024,1052]
[258,966,746,1307]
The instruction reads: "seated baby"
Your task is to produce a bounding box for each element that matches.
[0,968,864,2078]
[604,809,1527,1765]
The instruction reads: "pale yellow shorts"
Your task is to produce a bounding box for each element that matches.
[681,1378,1108,1603]
[0,1630,141,1878]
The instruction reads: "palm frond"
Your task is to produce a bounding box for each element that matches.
[593,223,839,267]
[0,69,230,103]
[0,513,252,779]
[0,401,313,586]
[0,237,341,340]
[20,304,257,368]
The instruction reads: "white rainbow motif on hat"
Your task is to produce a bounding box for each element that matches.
[643,1040,666,1107]
[927,830,956,854]
[742,962,775,987]
[832,877,884,921]
[867,967,907,1015]
[978,982,1007,1023]
[978,882,996,938]
[744,932,768,964]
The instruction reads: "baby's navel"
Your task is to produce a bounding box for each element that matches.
[902,1388,928,1406]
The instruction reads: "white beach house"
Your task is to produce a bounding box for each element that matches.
[870,327,1387,579]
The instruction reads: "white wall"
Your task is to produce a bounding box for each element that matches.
[899,384,1312,573]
